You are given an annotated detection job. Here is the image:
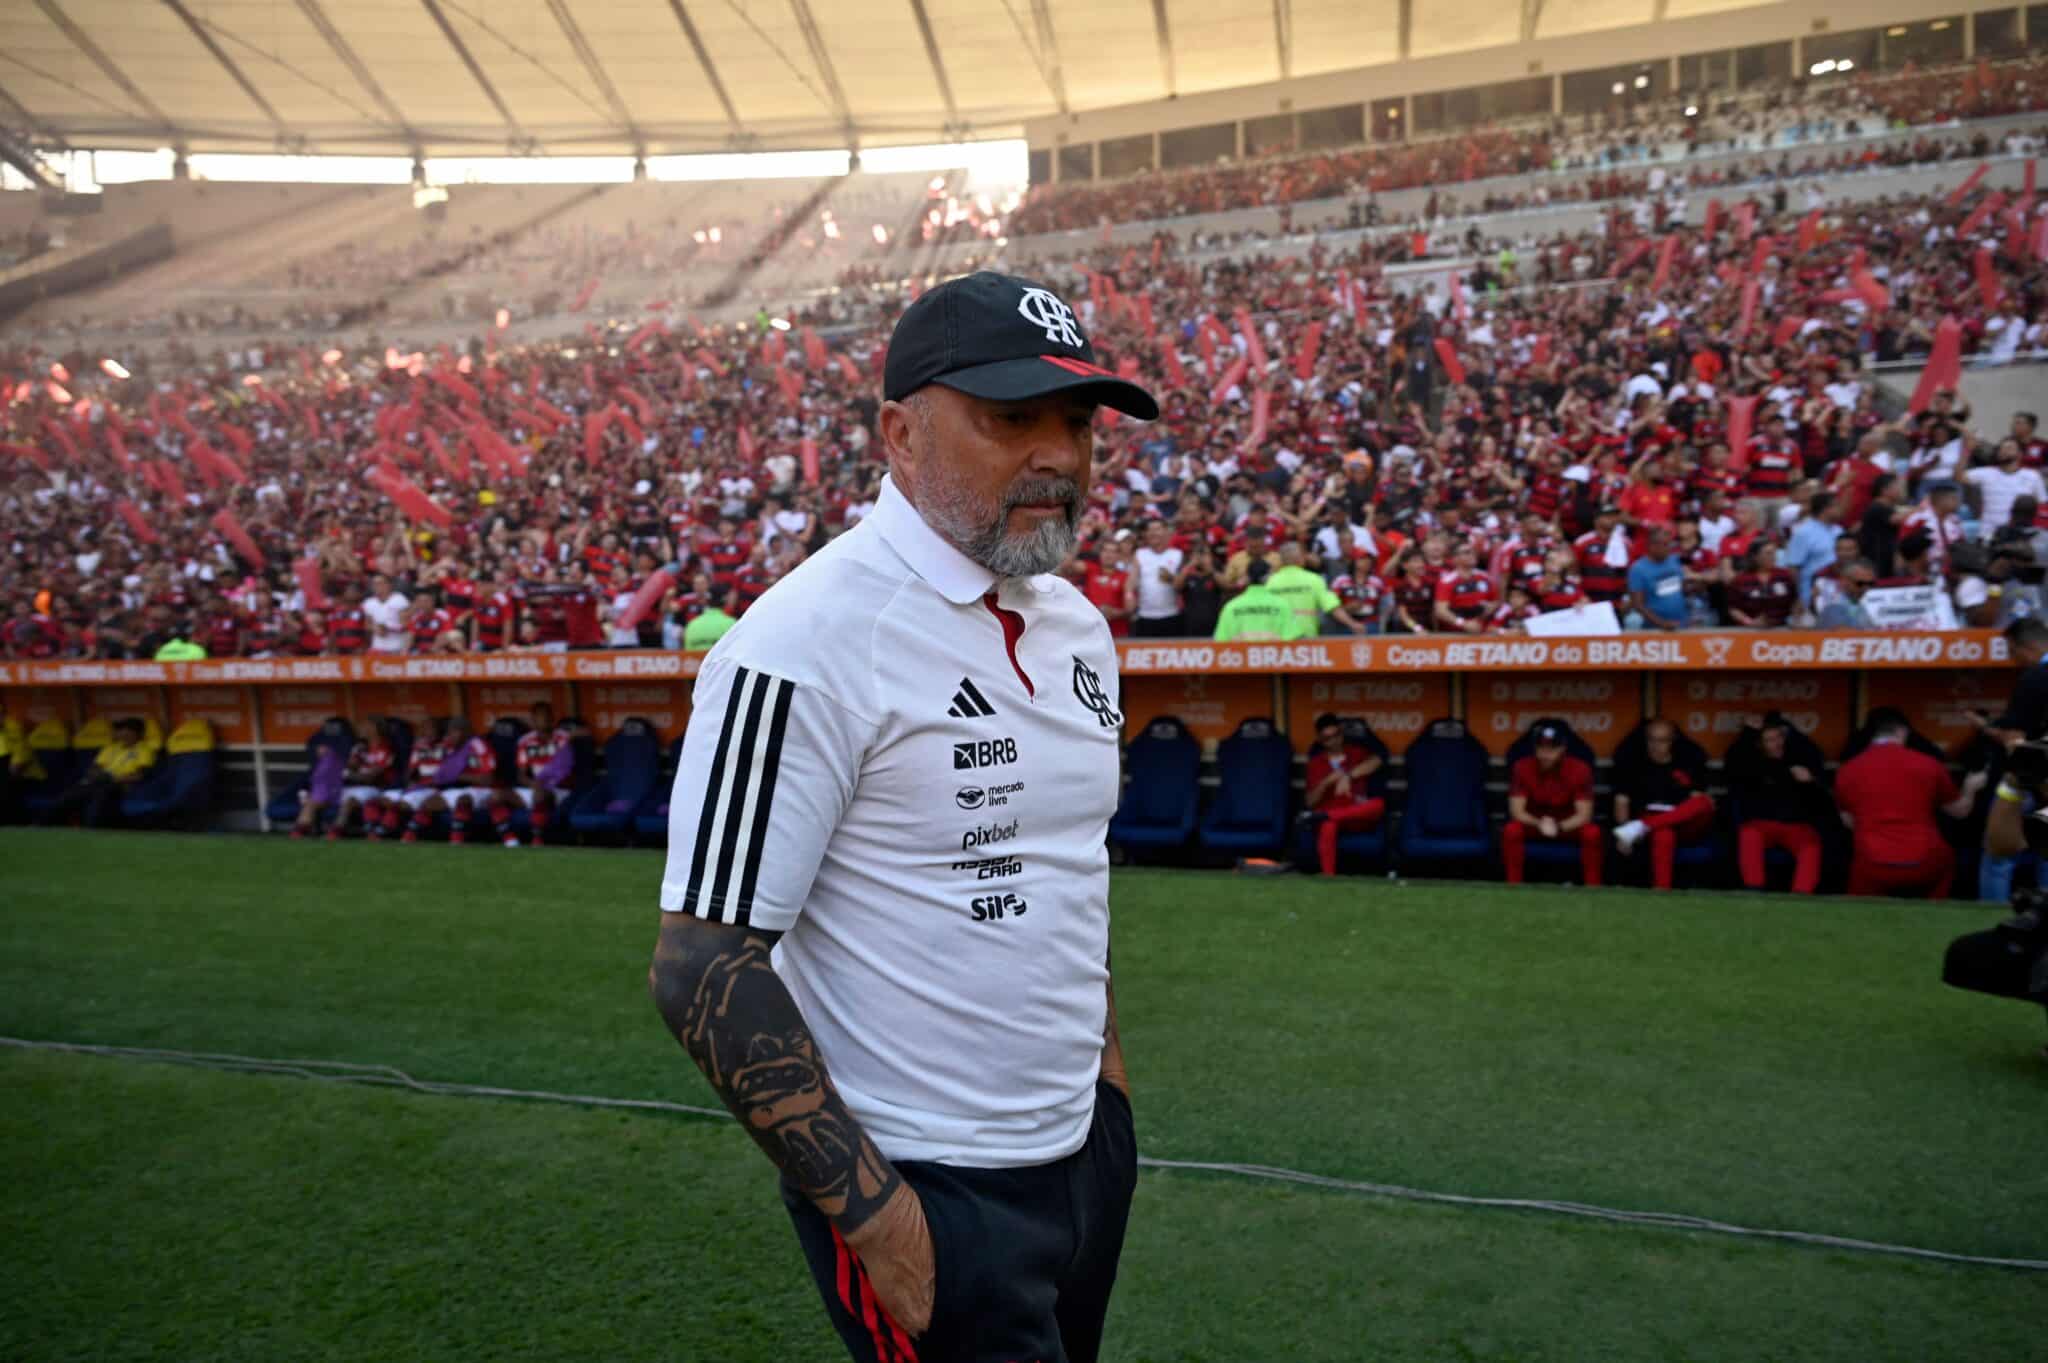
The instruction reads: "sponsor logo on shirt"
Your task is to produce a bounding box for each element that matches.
[947,677,998,719]
[969,892,1028,922]
[955,780,1024,810]
[960,819,1019,851]
[953,737,1019,770]
[951,856,1024,881]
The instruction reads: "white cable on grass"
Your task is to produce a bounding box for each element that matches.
[8,1035,2044,1273]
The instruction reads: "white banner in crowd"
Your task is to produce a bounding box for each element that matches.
[1861,584,1960,632]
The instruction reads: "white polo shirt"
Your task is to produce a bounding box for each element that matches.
[659,475,1123,1169]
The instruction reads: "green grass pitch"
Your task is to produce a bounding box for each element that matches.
[2,829,2044,1361]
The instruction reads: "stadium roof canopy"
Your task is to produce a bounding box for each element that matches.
[2,0,1768,158]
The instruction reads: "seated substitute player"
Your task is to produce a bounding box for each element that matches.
[651,271,1142,1363]
[1299,713,1386,876]
[382,716,495,843]
[1611,719,1715,890]
[1726,713,1826,894]
[33,717,155,829]
[1501,721,1604,886]
[319,717,402,841]
[485,701,580,847]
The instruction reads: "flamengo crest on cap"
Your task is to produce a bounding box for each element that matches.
[1017,287,1085,348]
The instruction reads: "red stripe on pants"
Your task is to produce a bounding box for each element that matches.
[1500,820,1603,886]
[1738,820,1821,893]
[1642,795,1715,890]
[828,1223,916,1362]
[1314,798,1386,875]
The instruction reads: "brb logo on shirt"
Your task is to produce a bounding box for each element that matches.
[953,737,1019,770]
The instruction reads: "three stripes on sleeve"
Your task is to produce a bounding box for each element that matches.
[679,665,796,927]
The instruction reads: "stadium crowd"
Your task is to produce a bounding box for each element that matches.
[3,111,2048,662]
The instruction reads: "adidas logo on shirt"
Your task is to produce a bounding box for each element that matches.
[946,677,997,719]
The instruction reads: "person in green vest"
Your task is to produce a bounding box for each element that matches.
[683,586,738,651]
[1265,542,1365,637]
[152,633,207,661]
[1214,558,1311,642]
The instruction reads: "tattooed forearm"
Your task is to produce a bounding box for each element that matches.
[1101,975,1129,1096]
[649,913,902,1232]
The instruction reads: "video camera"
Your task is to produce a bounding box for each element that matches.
[1941,741,2048,1011]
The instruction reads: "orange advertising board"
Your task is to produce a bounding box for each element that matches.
[463,683,575,733]
[259,686,351,745]
[2,686,77,727]
[1120,674,1277,750]
[352,682,458,733]
[1286,674,1452,749]
[167,686,256,746]
[1867,669,2008,755]
[85,686,164,726]
[1659,671,1854,758]
[586,682,692,743]
[1466,673,1643,756]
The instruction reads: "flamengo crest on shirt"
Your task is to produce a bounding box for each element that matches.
[1072,656,1121,728]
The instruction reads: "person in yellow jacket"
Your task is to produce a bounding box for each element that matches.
[1,714,47,822]
[34,717,157,828]
[1213,559,1313,642]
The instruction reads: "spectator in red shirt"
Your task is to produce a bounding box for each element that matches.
[1725,542,1798,628]
[1432,541,1496,633]
[1082,537,1135,637]
[1834,716,1984,898]
[1300,714,1386,876]
[1501,722,1603,886]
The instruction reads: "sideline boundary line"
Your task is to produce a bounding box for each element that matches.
[8,1035,2044,1274]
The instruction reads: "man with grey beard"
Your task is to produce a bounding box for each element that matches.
[650,271,1157,1363]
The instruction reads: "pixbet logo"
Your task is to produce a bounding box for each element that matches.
[954,737,1019,770]
[960,819,1019,851]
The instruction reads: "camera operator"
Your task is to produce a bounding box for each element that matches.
[1949,733,2048,1061]
[1972,618,2048,755]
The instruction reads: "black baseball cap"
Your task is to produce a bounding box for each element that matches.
[1533,721,1567,745]
[883,270,1159,420]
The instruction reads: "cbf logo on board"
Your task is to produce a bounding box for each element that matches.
[1073,656,1121,728]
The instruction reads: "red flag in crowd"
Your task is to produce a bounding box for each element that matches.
[1945,163,1989,206]
[1210,354,1249,407]
[4,442,52,472]
[1737,279,1761,339]
[737,425,756,462]
[155,459,188,503]
[762,330,786,366]
[1958,190,2006,238]
[1703,200,1723,238]
[802,327,828,370]
[1196,325,1218,379]
[1611,237,1653,278]
[1749,234,1775,275]
[369,468,454,528]
[115,499,159,544]
[1137,294,1154,336]
[694,349,727,379]
[210,508,266,568]
[1771,314,1806,348]
[583,407,612,466]
[1240,387,1270,454]
[1433,339,1466,387]
[835,353,862,386]
[776,367,802,404]
[1725,395,1759,468]
[1235,308,1267,370]
[217,423,253,457]
[1973,248,2002,310]
[1651,235,1680,293]
[1850,269,1890,312]
[1734,201,1755,241]
[616,569,674,632]
[431,370,481,406]
[1159,336,1189,389]
[617,386,653,425]
[1294,322,1324,382]
[1907,317,1964,414]
[1795,210,1821,253]
[801,436,821,487]
[295,556,330,611]
[571,276,602,311]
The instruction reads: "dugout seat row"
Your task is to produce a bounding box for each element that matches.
[1107,714,1746,884]
[7,714,214,828]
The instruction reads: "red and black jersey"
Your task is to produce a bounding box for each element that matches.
[1510,755,1594,818]
[201,611,244,658]
[733,567,775,615]
[1688,464,1743,510]
[409,607,459,650]
[1432,570,1497,622]
[1681,544,1720,577]
[245,612,286,656]
[1574,533,1629,601]
[1391,578,1438,630]
[405,739,451,786]
[515,727,569,787]
[344,739,396,787]
[704,536,752,583]
[3,614,62,658]
[523,592,567,643]
[560,587,602,648]
[449,735,496,786]
[1500,539,1551,586]
[439,575,477,612]
[328,608,368,654]
[294,623,328,656]
[1745,446,1799,497]
[1332,572,1387,620]
[1536,575,1584,611]
[1525,471,1566,522]
[471,593,515,651]
[1727,569,1796,626]
[1487,600,1540,632]
[582,545,623,582]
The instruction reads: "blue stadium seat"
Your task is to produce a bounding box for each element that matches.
[1293,718,1392,873]
[121,722,217,829]
[1109,715,1201,856]
[1502,718,1604,876]
[1397,718,1493,872]
[633,736,687,843]
[17,720,80,822]
[1199,717,1293,857]
[265,716,355,828]
[568,718,662,843]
